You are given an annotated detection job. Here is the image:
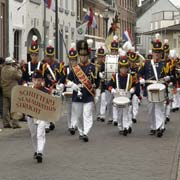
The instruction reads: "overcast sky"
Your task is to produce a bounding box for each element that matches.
[170,0,180,7]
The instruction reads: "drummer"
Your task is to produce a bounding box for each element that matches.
[106,35,119,125]
[95,46,106,122]
[139,33,171,137]
[107,53,138,136]
[127,47,142,124]
[59,43,78,135]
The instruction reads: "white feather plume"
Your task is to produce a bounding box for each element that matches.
[155,33,160,40]
[48,40,53,46]
[164,39,169,44]
[70,42,76,49]
[87,39,93,48]
[119,49,126,57]
[113,35,118,41]
[169,49,177,58]
[131,46,135,52]
[32,35,38,41]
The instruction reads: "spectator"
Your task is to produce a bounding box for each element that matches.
[1,57,22,128]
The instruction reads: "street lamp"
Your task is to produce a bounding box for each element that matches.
[104,8,109,38]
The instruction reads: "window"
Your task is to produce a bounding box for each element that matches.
[65,0,68,10]
[173,39,177,48]
[14,30,21,61]
[71,0,74,11]
[136,36,141,45]
[60,0,63,8]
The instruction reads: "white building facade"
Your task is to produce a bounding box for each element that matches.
[136,0,179,56]
[9,0,77,63]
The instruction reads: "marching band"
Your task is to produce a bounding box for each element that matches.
[2,33,180,163]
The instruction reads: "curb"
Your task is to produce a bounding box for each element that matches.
[170,129,180,180]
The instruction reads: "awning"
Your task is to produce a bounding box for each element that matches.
[143,24,180,35]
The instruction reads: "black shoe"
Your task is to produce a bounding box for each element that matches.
[128,127,132,134]
[97,117,101,121]
[82,135,89,142]
[176,108,179,111]
[33,152,37,159]
[132,118,137,123]
[36,153,43,163]
[157,129,163,138]
[3,124,12,128]
[123,129,128,136]
[49,122,55,131]
[113,122,118,126]
[172,108,176,112]
[165,117,170,124]
[107,120,113,124]
[69,128,75,135]
[45,128,50,133]
[149,130,156,135]
[100,118,105,122]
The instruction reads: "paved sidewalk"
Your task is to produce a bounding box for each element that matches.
[0,103,180,180]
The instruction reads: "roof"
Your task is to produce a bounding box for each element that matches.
[143,23,180,35]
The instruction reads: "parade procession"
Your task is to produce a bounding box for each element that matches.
[1,0,180,179]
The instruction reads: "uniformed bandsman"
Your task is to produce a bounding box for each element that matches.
[108,54,138,136]
[66,40,98,142]
[139,33,170,137]
[95,46,106,122]
[22,35,42,85]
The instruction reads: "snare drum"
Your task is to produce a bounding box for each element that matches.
[147,83,166,102]
[105,55,119,81]
[113,96,130,108]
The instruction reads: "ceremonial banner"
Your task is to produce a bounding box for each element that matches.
[11,86,63,122]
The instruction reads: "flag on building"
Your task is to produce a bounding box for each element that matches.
[84,8,97,28]
[76,22,88,41]
[44,0,55,12]
[123,30,132,44]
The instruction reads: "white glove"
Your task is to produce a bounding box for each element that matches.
[72,83,80,92]
[99,72,105,79]
[164,76,170,82]
[111,88,116,94]
[56,83,64,92]
[130,88,135,94]
[23,83,28,86]
[66,80,80,92]
[139,78,145,85]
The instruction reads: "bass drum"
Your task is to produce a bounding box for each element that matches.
[105,55,119,81]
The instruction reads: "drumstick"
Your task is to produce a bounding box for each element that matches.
[125,73,130,92]
[116,73,120,90]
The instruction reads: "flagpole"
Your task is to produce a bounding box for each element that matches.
[55,0,58,59]
[44,2,46,56]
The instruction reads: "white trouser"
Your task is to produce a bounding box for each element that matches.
[27,116,46,154]
[113,106,118,123]
[65,97,73,129]
[71,102,94,136]
[148,102,165,130]
[164,101,171,118]
[100,92,106,119]
[131,94,139,119]
[105,90,113,121]
[114,105,130,131]
[172,93,180,109]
